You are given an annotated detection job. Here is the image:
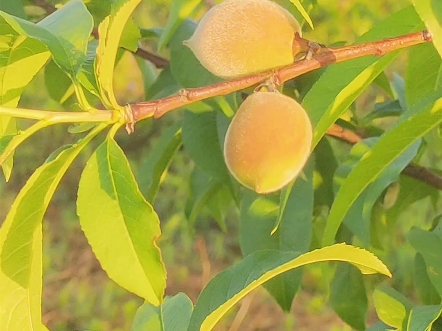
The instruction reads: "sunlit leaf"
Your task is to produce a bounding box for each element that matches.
[412,0,442,59]
[77,138,166,306]
[95,0,142,108]
[0,125,104,331]
[373,285,413,330]
[189,244,391,331]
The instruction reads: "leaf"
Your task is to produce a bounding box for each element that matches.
[414,253,441,305]
[406,305,442,331]
[373,285,413,330]
[408,227,442,297]
[77,138,166,306]
[313,137,338,207]
[330,264,367,330]
[302,5,422,149]
[138,121,182,202]
[182,110,230,183]
[158,0,203,51]
[0,15,49,180]
[169,19,222,88]
[322,94,442,246]
[412,0,442,59]
[240,158,314,311]
[406,42,442,106]
[95,0,141,108]
[0,125,104,331]
[334,138,420,246]
[185,167,227,230]
[365,322,391,331]
[288,0,314,29]
[189,244,391,331]
[385,175,439,229]
[131,293,193,331]
[44,60,74,103]
[0,0,25,18]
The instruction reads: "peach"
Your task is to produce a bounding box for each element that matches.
[184,0,302,79]
[224,91,312,193]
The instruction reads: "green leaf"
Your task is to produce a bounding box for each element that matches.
[44,60,74,104]
[169,19,222,88]
[131,293,193,331]
[406,305,442,331]
[182,110,230,183]
[373,285,413,329]
[288,0,313,29]
[313,137,338,207]
[365,322,390,331]
[185,167,227,230]
[408,227,442,297]
[189,244,391,331]
[322,94,442,246]
[0,125,104,331]
[138,121,182,202]
[0,0,25,18]
[303,5,422,149]
[414,253,441,305]
[95,0,141,108]
[158,0,202,51]
[406,42,442,106]
[77,138,166,306]
[385,175,439,229]
[240,158,313,310]
[0,14,50,179]
[412,0,442,59]
[330,264,367,330]
[334,138,420,246]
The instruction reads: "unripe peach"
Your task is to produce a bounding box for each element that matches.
[184,0,302,79]
[224,91,312,194]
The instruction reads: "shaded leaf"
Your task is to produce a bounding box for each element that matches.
[158,0,202,51]
[330,264,367,330]
[406,305,442,331]
[323,94,442,246]
[131,293,193,331]
[138,121,182,202]
[240,158,313,310]
[408,227,442,297]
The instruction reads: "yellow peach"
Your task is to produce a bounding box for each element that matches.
[224,91,312,193]
[184,0,302,79]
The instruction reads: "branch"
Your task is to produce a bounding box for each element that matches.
[30,0,169,69]
[130,31,432,121]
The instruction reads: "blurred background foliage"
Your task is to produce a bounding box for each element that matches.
[1,0,438,330]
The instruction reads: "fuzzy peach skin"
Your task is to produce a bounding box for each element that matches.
[224,91,312,194]
[184,0,302,79]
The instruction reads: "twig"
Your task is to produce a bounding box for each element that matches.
[130,31,431,120]
[30,0,169,69]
